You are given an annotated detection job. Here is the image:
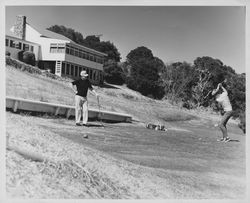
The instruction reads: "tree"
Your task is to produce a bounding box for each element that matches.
[160,62,197,106]
[47,25,85,44]
[192,56,226,107]
[98,41,121,62]
[126,47,164,99]
[103,60,125,85]
[127,46,154,63]
[81,35,100,48]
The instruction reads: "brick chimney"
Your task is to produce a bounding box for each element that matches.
[13,15,26,40]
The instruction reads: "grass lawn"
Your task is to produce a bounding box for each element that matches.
[6,65,203,124]
[5,65,246,199]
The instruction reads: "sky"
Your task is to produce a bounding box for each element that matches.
[5,5,245,73]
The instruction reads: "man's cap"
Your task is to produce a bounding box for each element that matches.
[80,70,88,77]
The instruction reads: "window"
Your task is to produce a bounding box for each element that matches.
[71,64,74,76]
[90,55,94,61]
[62,63,65,74]
[16,42,22,49]
[82,52,86,59]
[89,69,93,79]
[57,46,65,53]
[6,39,9,46]
[70,48,74,55]
[66,47,69,54]
[79,51,83,58]
[75,48,79,57]
[30,45,34,52]
[50,44,57,53]
[50,43,65,53]
[23,43,29,51]
[79,66,82,74]
[10,40,15,48]
[99,58,102,64]
[66,63,70,74]
[75,66,78,76]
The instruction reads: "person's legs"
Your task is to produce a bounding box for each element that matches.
[75,95,82,124]
[219,111,233,139]
[82,97,88,125]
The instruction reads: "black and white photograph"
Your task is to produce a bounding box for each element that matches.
[1,0,248,201]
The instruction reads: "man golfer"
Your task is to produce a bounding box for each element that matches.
[212,81,233,142]
[71,70,99,126]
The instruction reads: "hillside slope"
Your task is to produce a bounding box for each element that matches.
[5,65,245,199]
[6,65,226,126]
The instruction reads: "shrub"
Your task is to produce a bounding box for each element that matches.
[18,50,25,61]
[5,51,11,56]
[23,51,36,66]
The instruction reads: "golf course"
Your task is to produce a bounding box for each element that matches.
[6,65,246,199]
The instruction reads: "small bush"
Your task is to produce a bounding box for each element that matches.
[6,51,11,56]
[18,50,25,61]
[23,51,36,66]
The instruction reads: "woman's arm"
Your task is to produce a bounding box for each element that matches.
[212,83,221,95]
[220,84,228,93]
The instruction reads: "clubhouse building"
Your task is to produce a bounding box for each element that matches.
[6,15,107,84]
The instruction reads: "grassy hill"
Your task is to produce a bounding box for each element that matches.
[5,63,246,199]
[6,64,204,125]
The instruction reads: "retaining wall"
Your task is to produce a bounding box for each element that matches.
[6,96,132,123]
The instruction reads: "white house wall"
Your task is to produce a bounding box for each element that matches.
[25,24,69,61]
[25,24,43,43]
[6,46,19,59]
[38,38,68,61]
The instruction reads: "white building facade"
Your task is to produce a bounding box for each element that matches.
[6,15,107,85]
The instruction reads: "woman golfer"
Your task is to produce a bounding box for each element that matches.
[212,82,233,142]
[71,70,99,126]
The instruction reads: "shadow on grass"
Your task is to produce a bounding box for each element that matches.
[84,123,104,128]
[228,139,240,142]
[160,113,198,122]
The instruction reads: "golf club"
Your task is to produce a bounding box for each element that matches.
[97,96,105,128]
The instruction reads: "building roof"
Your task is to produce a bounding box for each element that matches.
[29,23,107,57]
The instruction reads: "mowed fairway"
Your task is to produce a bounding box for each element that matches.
[9,112,245,199]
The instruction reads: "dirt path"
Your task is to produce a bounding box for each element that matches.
[6,111,246,199]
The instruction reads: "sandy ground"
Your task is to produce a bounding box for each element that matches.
[6,111,245,199]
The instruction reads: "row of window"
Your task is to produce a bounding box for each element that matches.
[6,38,34,52]
[61,62,103,82]
[50,43,105,64]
